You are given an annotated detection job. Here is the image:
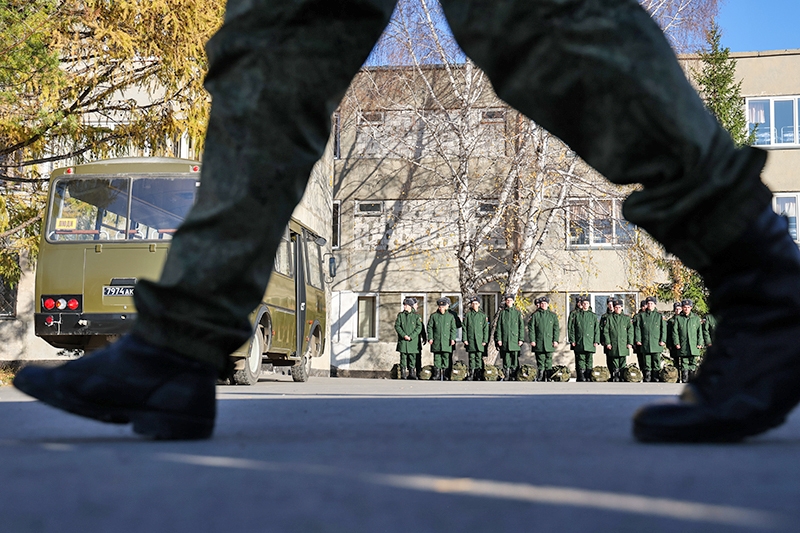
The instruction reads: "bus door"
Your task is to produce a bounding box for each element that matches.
[293,229,307,358]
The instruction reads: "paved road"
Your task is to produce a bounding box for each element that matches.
[1,377,798,533]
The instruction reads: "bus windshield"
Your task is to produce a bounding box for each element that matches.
[47,175,198,242]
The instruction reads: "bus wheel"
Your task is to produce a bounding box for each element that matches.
[232,327,263,386]
[291,334,318,382]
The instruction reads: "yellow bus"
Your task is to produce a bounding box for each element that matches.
[35,157,327,384]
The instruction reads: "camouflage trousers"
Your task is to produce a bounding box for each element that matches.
[433,352,452,371]
[399,352,419,370]
[534,352,553,372]
[132,0,771,371]
[467,351,485,371]
[575,351,594,373]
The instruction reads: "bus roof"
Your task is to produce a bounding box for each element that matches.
[50,157,201,178]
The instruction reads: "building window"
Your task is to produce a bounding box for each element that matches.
[567,198,635,248]
[356,294,378,340]
[0,275,18,319]
[332,200,341,249]
[354,201,383,217]
[747,96,800,147]
[568,292,638,320]
[333,112,341,159]
[774,193,799,242]
[479,293,499,323]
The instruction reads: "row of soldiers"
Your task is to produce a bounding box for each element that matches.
[395,294,716,382]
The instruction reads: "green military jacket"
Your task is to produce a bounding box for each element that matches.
[427,310,457,353]
[672,312,703,356]
[601,312,633,358]
[703,313,717,345]
[528,309,560,353]
[463,309,489,353]
[395,310,423,354]
[568,309,599,352]
[494,307,525,352]
[634,309,667,353]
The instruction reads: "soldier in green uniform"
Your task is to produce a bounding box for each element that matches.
[569,296,600,382]
[463,296,489,381]
[672,299,703,383]
[427,297,457,381]
[632,300,647,376]
[528,296,560,382]
[395,298,423,380]
[601,300,633,382]
[634,297,667,382]
[666,302,682,374]
[703,313,717,348]
[598,297,615,373]
[495,294,525,381]
[412,298,427,372]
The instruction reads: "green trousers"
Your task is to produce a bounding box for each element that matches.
[132,0,771,371]
[640,352,662,374]
[535,352,553,372]
[468,352,485,371]
[608,356,626,373]
[433,352,452,371]
[676,355,698,373]
[575,351,594,373]
[500,350,519,370]
[399,352,419,370]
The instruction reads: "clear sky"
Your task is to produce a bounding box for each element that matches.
[717,0,800,52]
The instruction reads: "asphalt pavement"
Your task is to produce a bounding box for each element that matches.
[1,376,798,533]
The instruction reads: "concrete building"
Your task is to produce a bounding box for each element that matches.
[328,50,800,377]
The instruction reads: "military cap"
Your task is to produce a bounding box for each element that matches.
[468,296,480,304]
[503,293,516,301]
[410,297,418,305]
[578,295,590,303]
[436,297,450,306]
[534,297,541,305]
[606,297,615,303]
[613,299,624,307]
[403,297,415,306]
[640,300,648,308]
[681,299,694,307]
[540,296,550,303]
[645,296,657,304]
[673,302,682,310]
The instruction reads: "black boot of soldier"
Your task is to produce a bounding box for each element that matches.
[585,369,593,382]
[643,371,651,383]
[14,333,217,440]
[408,367,417,380]
[432,367,440,381]
[680,370,689,384]
[400,367,408,380]
[544,369,551,382]
[634,206,800,443]
[536,369,543,382]
[576,370,584,382]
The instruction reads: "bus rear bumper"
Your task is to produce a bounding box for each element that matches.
[35,312,136,337]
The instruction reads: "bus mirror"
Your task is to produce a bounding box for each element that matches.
[328,256,337,278]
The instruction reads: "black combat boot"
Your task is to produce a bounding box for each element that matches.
[585,369,593,382]
[576,370,584,382]
[432,367,440,381]
[643,370,651,383]
[408,367,417,380]
[680,370,689,384]
[536,369,543,382]
[544,369,551,382]
[400,367,408,380]
[634,207,800,442]
[14,334,217,440]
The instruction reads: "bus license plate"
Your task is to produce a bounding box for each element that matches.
[103,286,134,297]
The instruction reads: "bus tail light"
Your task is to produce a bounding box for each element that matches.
[41,295,82,313]
[44,316,54,326]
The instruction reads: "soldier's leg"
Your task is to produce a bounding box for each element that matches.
[545,353,553,381]
[575,352,586,382]
[439,0,800,443]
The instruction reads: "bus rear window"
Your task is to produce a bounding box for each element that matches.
[47,176,198,242]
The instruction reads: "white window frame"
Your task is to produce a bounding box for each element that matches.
[355,293,380,341]
[773,193,800,243]
[566,197,636,249]
[746,96,800,148]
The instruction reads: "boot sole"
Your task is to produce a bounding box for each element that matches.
[15,375,213,440]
